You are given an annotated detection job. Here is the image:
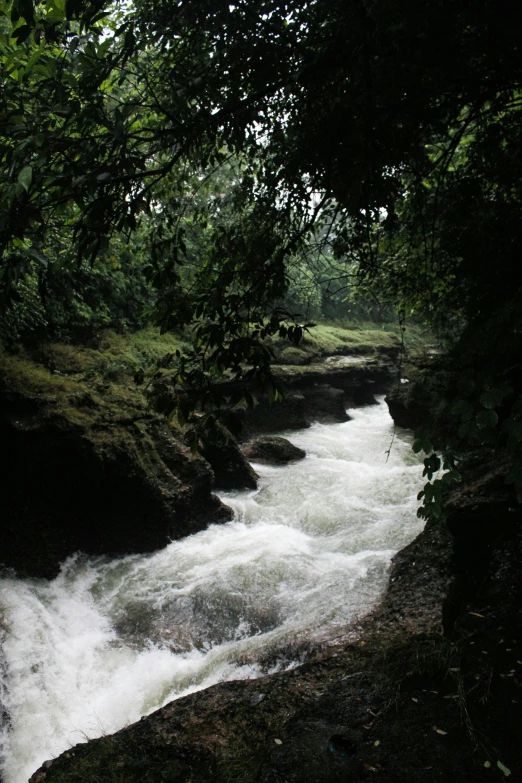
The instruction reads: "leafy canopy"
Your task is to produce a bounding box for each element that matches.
[2,0,522,502]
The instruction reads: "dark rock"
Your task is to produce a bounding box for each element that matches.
[385,382,425,429]
[370,512,454,637]
[200,426,258,490]
[243,436,306,465]
[328,734,358,757]
[384,362,454,431]
[215,355,397,440]
[0,384,232,579]
[441,453,517,637]
[278,355,396,401]
[301,384,350,423]
[241,392,309,437]
[273,356,397,418]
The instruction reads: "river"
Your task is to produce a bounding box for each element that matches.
[0,398,423,783]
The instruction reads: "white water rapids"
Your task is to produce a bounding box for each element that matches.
[0,398,424,783]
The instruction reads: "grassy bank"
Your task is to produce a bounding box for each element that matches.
[1,321,432,392]
[271,321,432,365]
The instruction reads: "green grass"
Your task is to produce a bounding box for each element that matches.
[40,327,187,379]
[301,322,399,353]
[0,327,188,407]
[0,321,434,417]
[271,321,434,364]
[0,334,153,429]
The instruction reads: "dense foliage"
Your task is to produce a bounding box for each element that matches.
[1,0,522,508]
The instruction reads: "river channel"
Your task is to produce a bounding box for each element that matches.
[0,398,423,783]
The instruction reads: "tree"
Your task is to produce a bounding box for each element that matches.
[2,0,522,503]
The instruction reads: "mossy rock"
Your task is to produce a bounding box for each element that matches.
[200,425,259,490]
[275,346,311,366]
[0,347,231,578]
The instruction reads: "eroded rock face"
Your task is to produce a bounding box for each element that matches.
[210,355,396,441]
[243,435,306,465]
[384,382,425,429]
[278,355,396,407]
[0,384,231,579]
[200,427,259,490]
[300,384,350,424]
[241,392,309,436]
[0,351,397,578]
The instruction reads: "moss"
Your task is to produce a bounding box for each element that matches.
[274,359,369,377]
[271,322,433,364]
[300,323,399,354]
[0,338,151,429]
[2,320,432,387]
[37,328,186,380]
[0,321,430,388]
[276,345,310,365]
[31,734,202,783]
[0,328,230,578]
[31,738,119,783]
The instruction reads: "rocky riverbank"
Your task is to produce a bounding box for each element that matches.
[0,328,401,578]
[237,354,397,437]
[0,349,232,579]
[9,324,521,782]
[28,449,522,783]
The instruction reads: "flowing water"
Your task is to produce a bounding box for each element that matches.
[0,398,424,783]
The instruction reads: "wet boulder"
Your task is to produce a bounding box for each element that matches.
[301,384,350,423]
[200,425,259,490]
[385,382,425,429]
[243,436,306,465]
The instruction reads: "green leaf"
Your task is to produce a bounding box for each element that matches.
[460,401,475,422]
[17,165,32,191]
[11,23,31,43]
[496,760,511,777]
[451,399,468,416]
[412,438,424,453]
[503,418,522,441]
[26,247,47,267]
[511,422,522,442]
[476,409,498,429]
[422,438,433,454]
[431,503,442,519]
[46,0,66,20]
[479,389,503,409]
[458,421,475,440]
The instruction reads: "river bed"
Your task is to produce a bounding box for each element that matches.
[0,398,424,783]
